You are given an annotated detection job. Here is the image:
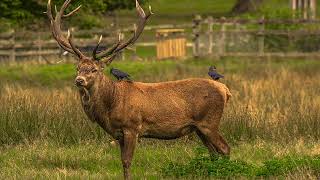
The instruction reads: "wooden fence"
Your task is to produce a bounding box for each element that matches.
[192,16,320,58]
[0,24,193,62]
[0,29,117,62]
[2,18,320,62]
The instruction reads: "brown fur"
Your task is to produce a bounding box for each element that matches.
[75,60,231,179]
[47,0,231,178]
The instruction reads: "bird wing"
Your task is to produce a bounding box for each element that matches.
[208,71,213,77]
[208,71,217,76]
[217,73,224,78]
[113,69,129,77]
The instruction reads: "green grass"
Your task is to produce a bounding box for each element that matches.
[116,0,320,26]
[0,58,320,178]
[1,57,320,86]
[1,140,320,179]
[118,0,237,25]
[163,146,320,178]
[0,140,197,179]
[146,0,237,17]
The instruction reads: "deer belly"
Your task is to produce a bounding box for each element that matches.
[141,119,195,139]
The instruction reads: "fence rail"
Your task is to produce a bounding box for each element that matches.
[192,16,320,58]
[2,18,320,61]
[201,18,320,24]
[0,23,195,61]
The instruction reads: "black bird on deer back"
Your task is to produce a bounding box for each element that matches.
[110,68,132,82]
[208,66,224,81]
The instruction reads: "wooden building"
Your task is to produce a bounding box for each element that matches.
[291,0,317,19]
[156,29,186,60]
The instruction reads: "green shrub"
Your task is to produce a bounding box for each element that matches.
[162,147,256,177]
[162,147,320,178]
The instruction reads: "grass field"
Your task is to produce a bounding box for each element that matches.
[0,57,320,178]
[117,0,315,25]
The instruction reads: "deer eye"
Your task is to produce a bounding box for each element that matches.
[92,69,98,73]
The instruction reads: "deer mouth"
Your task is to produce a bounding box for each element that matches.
[75,77,87,88]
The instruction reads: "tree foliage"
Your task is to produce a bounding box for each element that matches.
[0,0,147,30]
[0,0,43,23]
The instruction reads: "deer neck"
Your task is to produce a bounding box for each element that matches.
[79,73,116,111]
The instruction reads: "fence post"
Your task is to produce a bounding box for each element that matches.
[258,17,265,56]
[303,0,308,19]
[10,30,16,62]
[207,16,213,55]
[37,32,42,62]
[297,0,302,17]
[192,15,202,58]
[218,18,226,56]
[291,0,297,10]
[120,31,125,60]
[291,0,297,18]
[310,0,317,19]
[235,23,240,54]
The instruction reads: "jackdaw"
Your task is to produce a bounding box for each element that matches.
[110,68,132,81]
[208,66,224,80]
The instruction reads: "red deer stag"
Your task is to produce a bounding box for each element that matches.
[47,0,232,179]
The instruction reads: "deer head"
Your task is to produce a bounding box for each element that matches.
[47,0,152,89]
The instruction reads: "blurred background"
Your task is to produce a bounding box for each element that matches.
[1,0,320,61]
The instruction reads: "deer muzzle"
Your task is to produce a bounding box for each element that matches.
[75,76,86,87]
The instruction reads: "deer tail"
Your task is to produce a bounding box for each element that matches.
[225,86,232,103]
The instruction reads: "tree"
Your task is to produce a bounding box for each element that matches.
[0,0,43,24]
[231,0,264,14]
[0,0,147,30]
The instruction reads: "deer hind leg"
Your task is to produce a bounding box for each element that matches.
[196,127,230,156]
[119,129,137,180]
[196,130,218,153]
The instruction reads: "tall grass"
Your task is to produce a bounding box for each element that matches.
[0,86,108,145]
[223,67,320,143]
[0,59,319,178]
[0,59,319,145]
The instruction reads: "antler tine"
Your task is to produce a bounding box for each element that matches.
[47,0,54,21]
[113,0,152,52]
[97,34,121,61]
[93,35,103,60]
[63,5,82,18]
[96,0,152,63]
[47,0,86,59]
[50,22,74,52]
[48,0,71,51]
[67,30,84,58]
[54,0,71,26]
[48,0,74,53]
[55,5,58,15]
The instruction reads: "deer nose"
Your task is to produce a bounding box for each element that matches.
[75,77,85,86]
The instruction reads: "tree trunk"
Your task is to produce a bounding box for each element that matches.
[231,0,264,14]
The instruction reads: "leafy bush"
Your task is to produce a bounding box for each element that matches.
[162,147,320,178]
[162,147,256,177]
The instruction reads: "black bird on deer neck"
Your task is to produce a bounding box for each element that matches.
[110,68,132,81]
[208,66,224,80]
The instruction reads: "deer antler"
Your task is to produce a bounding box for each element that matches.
[92,34,121,61]
[47,0,87,59]
[93,0,153,64]
[48,0,152,62]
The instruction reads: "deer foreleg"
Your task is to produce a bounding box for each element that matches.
[119,129,137,180]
